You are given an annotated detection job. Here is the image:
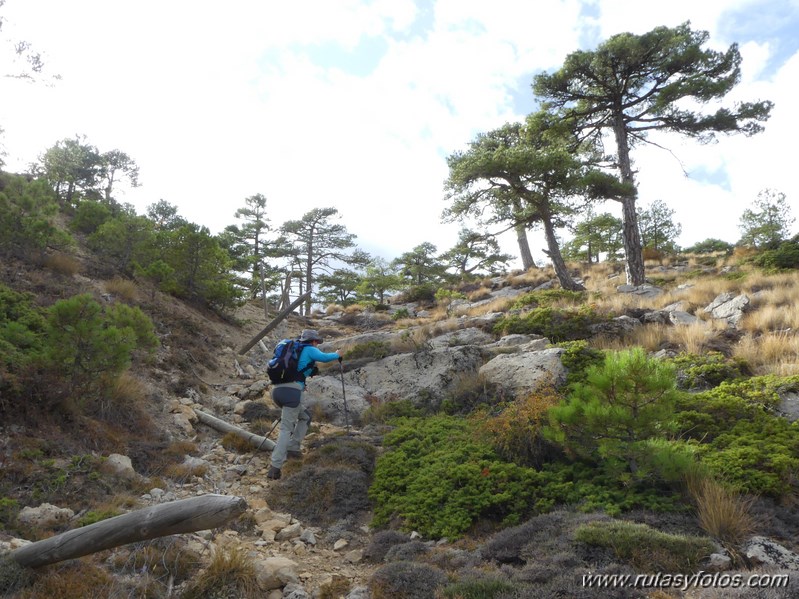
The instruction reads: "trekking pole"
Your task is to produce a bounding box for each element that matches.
[240,418,280,474]
[338,357,350,433]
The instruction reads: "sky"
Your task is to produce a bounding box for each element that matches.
[1,0,798,269]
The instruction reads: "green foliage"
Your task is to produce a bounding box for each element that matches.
[494,304,604,342]
[683,238,734,254]
[0,497,20,527]
[546,349,686,483]
[344,341,392,361]
[575,520,716,573]
[78,509,119,527]
[1,291,158,416]
[511,289,587,309]
[751,234,799,270]
[558,340,606,387]
[738,188,794,249]
[362,399,425,425]
[669,351,750,390]
[370,416,547,538]
[674,375,799,496]
[392,308,410,320]
[70,198,113,234]
[402,283,437,303]
[0,172,72,259]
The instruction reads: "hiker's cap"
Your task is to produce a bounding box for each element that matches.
[299,329,323,343]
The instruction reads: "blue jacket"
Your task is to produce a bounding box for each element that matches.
[297,345,340,389]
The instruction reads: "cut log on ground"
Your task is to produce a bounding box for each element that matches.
[196,409,276,451]
[238,291,311,355]
[9,494,247,569]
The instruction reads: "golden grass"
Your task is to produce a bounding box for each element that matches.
[740,303,799,334]
[733,332,799,375]
[104,276,139,301]
[688,477,754,548]
[180,546,260,599]
[42,252,80,275]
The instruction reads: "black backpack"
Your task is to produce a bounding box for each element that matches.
[266,338,309,384]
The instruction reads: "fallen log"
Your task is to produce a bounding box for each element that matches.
[196,409,276,451]
[238,291,311,355]
[9,494,247,569]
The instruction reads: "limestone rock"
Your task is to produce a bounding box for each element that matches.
[479,347,567,396]
[17,503,74,528]
[256,556,300,590]
[742,536,799,570]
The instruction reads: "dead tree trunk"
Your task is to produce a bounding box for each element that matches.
[196,410,276,451]
[238,291,311,355]
[9,494,247,569]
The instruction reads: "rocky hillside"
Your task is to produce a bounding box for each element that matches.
[2,257,799,598]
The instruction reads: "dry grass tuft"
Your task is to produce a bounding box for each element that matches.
[733,332,799,375]
[163,461,208,481]
[221,432,258,453]
[104,276,139,301]
[42,252,80,275]
[181,546,260,599]
[688,477,755,548]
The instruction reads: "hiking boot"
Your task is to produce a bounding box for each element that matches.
[287,450,303,460]
[266,466,281,480]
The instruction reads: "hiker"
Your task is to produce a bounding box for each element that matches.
[267,329,341,480]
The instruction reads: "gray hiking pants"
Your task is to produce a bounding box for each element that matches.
[271,382,312,469]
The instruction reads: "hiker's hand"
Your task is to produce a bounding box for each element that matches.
[338,356,343,363]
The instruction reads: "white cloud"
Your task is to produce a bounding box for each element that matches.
[1,0,797,270]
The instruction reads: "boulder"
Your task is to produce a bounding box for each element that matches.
[256,556,300,590]
[778,391,799,422]
[703,293,750,326]
[742,536,799,570]
[428,327,494,348]
[479,347,567,396]
[344,346,485,406]
[616,284,664,298]
[17,503,74,528]
[101,453,140,481]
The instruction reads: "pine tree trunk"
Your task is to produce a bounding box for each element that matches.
[543,217,584,291]
[515,223,536,270]
[613,114,645,286]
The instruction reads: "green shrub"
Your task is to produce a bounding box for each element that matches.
[362,399,425,425]
[71,198,113,234]
[0,497,20,527]
[370,416,552,538]
[669,352,750,390]
[674,375,799,497]
[546,348,684,482]
[751,236,799,270]
[392,308,410,320]
[511,289,588,309]
[574,519,716,573]
[78,509,120,527]
[344,340,392,360]
[494,305,604,342]
[558,340,606,387]
[403,284,437,303]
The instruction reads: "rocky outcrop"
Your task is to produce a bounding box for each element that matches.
[703,292,750,326]
[743,536,799,570]
[479,347,567,395]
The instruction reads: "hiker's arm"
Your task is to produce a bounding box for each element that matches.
[304,346,341,363]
